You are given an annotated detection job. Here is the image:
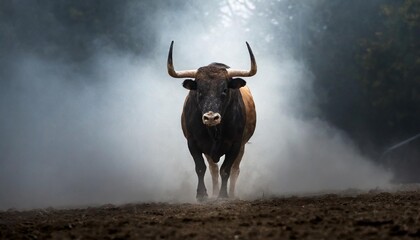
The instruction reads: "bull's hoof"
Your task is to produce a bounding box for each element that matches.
[196,191,208,202]
[196,195,208,203]
[217,191,229,199]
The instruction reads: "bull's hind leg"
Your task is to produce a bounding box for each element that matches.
[229,145,244,198]
[205,155,219,198]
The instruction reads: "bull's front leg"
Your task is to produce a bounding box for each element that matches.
[219,142,242,198]
[187,140,208,201]
[205,155,219,198]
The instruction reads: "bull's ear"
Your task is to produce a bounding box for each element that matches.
[228,78,246,89]
[182,79,197,90]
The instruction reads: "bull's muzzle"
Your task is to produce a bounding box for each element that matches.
[202,111,221,126]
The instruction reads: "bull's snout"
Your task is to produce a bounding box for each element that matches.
[202,111,221,126]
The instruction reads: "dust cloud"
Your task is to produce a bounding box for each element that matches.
[0,1,391,210]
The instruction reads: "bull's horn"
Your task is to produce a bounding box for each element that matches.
[227,42,257,78]
[167,41,197,78]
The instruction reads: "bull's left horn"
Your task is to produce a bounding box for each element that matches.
[167,41,197,78]
[227,42,257,78]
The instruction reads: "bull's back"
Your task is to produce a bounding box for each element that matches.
[239,86,256,144]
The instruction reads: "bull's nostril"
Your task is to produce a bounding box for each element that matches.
[214,115,220,121]
[203,116,209,121]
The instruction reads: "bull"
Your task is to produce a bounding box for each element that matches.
[167,41,257,200]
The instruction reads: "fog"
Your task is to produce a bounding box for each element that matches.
[0,1,391,210]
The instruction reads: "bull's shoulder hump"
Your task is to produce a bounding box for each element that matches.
[239,86,255,110]
[239,86,256,143]
[239,86,252,99]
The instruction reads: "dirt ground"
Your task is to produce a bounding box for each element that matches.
[1,189,420,240]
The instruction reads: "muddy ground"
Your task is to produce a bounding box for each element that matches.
[1,189,420,239]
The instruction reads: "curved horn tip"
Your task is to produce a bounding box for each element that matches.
[167,41,198,78]
[167,41,175,76]
[169,41,174,54]
[168,41,175,56]
[247,41,257,75]
[245,41,253,53]
[226,41,257,78]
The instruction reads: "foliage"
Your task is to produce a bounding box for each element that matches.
[358,0,420,146]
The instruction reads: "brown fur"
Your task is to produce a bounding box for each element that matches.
[239,86,256,144]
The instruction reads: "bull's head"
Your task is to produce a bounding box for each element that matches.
[167,41,257,127]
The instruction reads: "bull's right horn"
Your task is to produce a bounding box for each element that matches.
[167,41,197,78]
